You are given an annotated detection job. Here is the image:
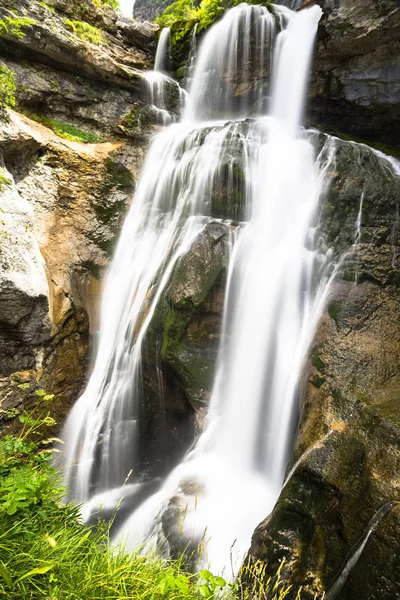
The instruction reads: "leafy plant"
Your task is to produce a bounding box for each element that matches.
[64,19,105,44]
[31,114,103,143]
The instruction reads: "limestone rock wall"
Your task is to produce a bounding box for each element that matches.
[0,0,159,434]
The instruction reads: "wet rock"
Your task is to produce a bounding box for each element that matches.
[308,0,400,148]
[139,221,231,478]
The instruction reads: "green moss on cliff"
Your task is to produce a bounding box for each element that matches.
[0,17,35,40]
[93,0,120,9]
[64,19,105,44]
[0,66,16,114]
[0,168,12,192]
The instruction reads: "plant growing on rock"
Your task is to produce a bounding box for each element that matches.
[0,66,16,118]
[64,18,105,44]
[93,0,121,10]
[0,17,35,39]
[0,167,12,192]
[30,114,103,143]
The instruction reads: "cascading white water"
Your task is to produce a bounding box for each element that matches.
[112,4,329,575]
[154,27,171,72]
[62,1,333,577]
[144,28,186,125]
[185,4,276,121]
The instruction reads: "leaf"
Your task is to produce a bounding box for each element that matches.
[159,578,169,595]
[199,584,213,598]
[175,577,190,595]
[0,564,12,587]
[19,563,54,581]
[200,569,213,582]
[213,576,226,587]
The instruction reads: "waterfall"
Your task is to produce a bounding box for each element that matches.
[185,4,276,121]
[154,27,171,72]
[61,1,330,576]
[144,28,185,125]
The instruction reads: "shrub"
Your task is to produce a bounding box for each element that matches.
[31,115,103,143]
[64,19,105,44]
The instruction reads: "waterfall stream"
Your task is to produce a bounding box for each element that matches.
[61,1,337,576]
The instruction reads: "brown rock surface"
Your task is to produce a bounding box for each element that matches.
[0,110,144,435]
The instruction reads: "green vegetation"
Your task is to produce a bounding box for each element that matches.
[0,17,35,39]
[38,1,56,11]
[0,66,16,114]
[31,115,103,143]
[93,0,121,10]
[0,411,308,599]
[157,0,271,49]
[64,19,105,45]
[0,167,12,193]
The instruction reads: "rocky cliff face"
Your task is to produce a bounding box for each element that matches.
[308,0,400,149]
[0,0,161,434]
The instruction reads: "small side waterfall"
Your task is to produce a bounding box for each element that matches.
[61,1,336,577]
[154,27,171,72]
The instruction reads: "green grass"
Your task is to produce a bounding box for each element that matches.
[30,114,103,143]
[0,411,308,599]
[64,19,105,45]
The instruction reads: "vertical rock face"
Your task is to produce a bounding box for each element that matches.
[0,0,162,433]
[245,138,400,598]
[0,113,141,434]
[140,221,232,477]
[307,0,400,147]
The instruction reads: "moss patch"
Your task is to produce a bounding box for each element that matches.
[0,66,16,115]
[0,17,35,40]
[0,168,12,193]
[64,19,105,45]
